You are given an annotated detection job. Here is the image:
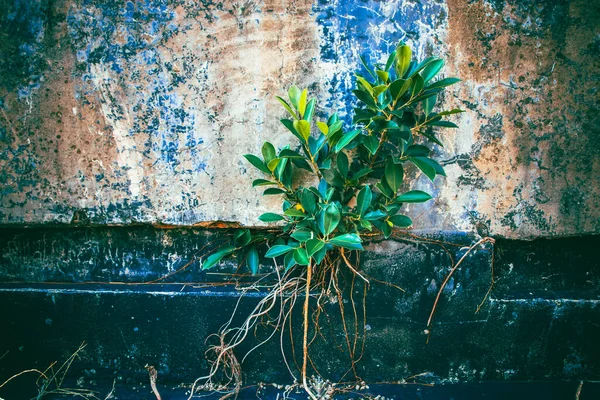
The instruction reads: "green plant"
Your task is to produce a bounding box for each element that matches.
[191,41,462,400]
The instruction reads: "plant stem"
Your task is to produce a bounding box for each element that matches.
[302,262,318,400]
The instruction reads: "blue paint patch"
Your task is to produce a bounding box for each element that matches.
[313,0,446,122]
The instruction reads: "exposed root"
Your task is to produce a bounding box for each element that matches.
[145,365,162,400]
[426,237,496,339]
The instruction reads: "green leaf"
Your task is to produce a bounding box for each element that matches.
[252,179,276,187]
[288,85,301,109]
[395,44,412,78]
[337,152,349,178]
[329,120,343,135]
[334,129,361,152]
[396,190,433,203]
[372,84,388,97]
[429,120,459,128]
[423,94,437,117]
[359,54,377,80]
[276,96,297,119]
[363,210,386,220]
[298,89,308,117]
[234,229,252,247]
[376,178,393,199]
[293,119,311,141]
[385,50,396,72]
[284,251,296,271]
[284,207,306,217]
[436,108,464,116]
[410,156,436,181]
[329,233,364,251]
[262,142,276,164]
[353,168,373,180]
[385,160,403,193]
[380,220,392,238]
[389,78,411,102]
[247,246,259,274]
[279,149,304,159]
[259,212,285,222]
[291,229,314,242]
[356,185,372,216]
[404,145,429,157]
[428,77,461,90]
[359,220,373,231]
[281,118,305,143]
[421,59,444,82]
[293,247,310,266]
[298,192,314,217]
[389,214,412,227]
[202,245,235,270]
[412,74,424,97]
[265,245,295,258]
[352,89,377,109]
[376,70,389,83]
[263,188,286,195]
[362,136,379,155]
[306,239,325,257]
[267,158,281,172]
[244,154,270,174]
[356,76,374,95]
[319,203,341,236]
[316,121,329,135]
[304,98,316,121]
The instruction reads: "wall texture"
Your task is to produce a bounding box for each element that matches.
[1,0,599,239]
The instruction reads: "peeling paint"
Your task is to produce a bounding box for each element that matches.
[0,0,598,239]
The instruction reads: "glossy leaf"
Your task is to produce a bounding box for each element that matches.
[423,94,436,117]
[356,185,372,216]
[362,136,379,155]
[429,120,459,128]
[396,190,433,203]
[337,152,349,178]
[316,121,329,135]
[306,239,325,257]
[304,99,316,121]
[395,44,412,78]
[428,77,461,90]
[293,120,311,141]
[252,179,276,187]
[293,247,310,266]
[389,78,411,102]
[263,188,286,195]
[202,246,235,270]
[329,233,364,251]
[267,158,281,172]
[291,229,313,242]
[265,245,295,258]
[421,59,444,82]
[298,89,308,117]
[262,142,276,164]
[389,215,412,228]
[319,203,341,236]
[244,154,270,174]
[284,251,296,271]
[353,89,377,109]
[334,129,361,152]
[247,246,259,274]
[276,96,297,119]
[288,85,301,109]
[384,160,403,192]
[259,212,285,222]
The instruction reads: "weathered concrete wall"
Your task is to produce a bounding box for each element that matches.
[1,0,599,239]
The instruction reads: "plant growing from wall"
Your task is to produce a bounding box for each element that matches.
[190,42,463,399]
